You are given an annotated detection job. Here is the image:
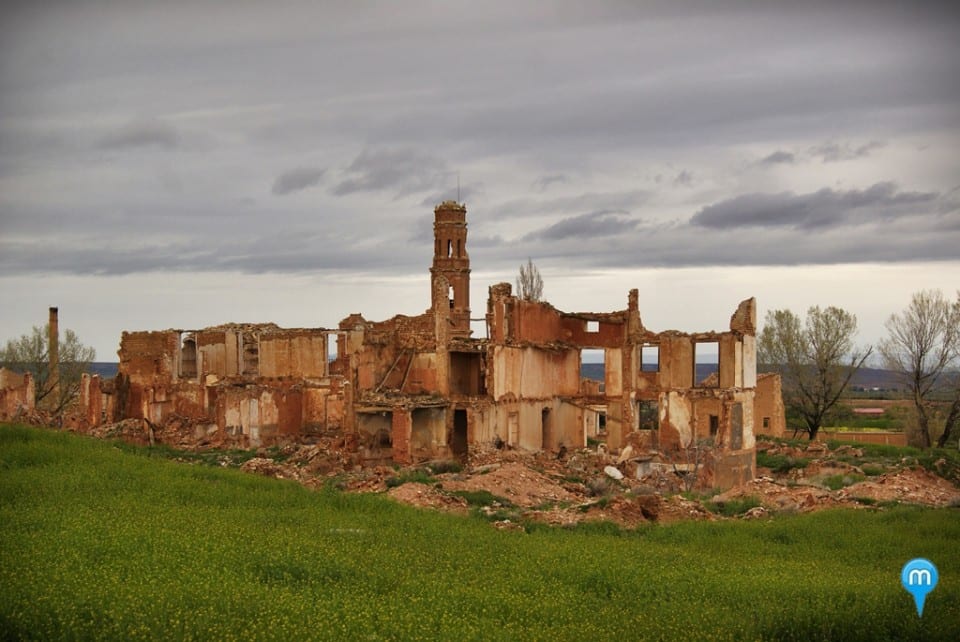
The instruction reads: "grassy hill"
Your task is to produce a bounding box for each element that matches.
[1,424,958,640]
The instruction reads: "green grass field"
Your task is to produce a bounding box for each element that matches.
[2,424,959,641]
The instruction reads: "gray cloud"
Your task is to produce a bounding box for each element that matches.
[674,170,694,187]
[333,148,448,197]
[533,174,568,191]
[0,2,957,283]
[419,183,484,209]
[523,210,640,241]
[760,150,795,164]
[808,140,886,163]
[97,119,179,149]
[489,190,651,221]
[272,167,325,195]
[690,182,939,230]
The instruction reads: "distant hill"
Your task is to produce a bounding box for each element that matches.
[81,362,908,390]
[757,365,905,391]
[89,362,118,378]
[1,362,118,378]
[581,362,719,383]
[582,363,907,391]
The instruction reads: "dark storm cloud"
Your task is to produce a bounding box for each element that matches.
[97,119,179,149]
[523,210,641,241]
[690,182,939,230]
[333,148,448,197]
[759,150,795,165]
[271,167,325,196]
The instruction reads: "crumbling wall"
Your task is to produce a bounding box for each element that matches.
[214,384,303,447]
[350,313,439,394]
[196,330,229,377]
[78,374,103,427]
[259,331,328,378]
[119,331,179,384]
[0,368,34,420]
[410,407,447,460]
[490,346,579,400]
[559,314,626,348]
[754,373,786,437]
[302,380,346,432]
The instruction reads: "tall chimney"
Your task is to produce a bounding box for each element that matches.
[48,307,60,405]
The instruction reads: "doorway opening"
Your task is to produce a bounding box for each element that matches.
[541,407,553,451]
[451,409,468,459]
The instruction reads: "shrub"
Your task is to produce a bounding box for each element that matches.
[425,460,462,474]
[707,495,761,517]
[821,474,864,491]
[585,476,612,497]
[384,469,434,488]
[756,451,810,473]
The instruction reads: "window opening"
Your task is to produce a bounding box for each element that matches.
[180,334,197,379]
[586,320,600,333]
[641,344,659,372]
[694,341,719,387]
[581,349,605,393]
[638,400,659,431]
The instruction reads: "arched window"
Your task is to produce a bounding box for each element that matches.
[180,335,197,378]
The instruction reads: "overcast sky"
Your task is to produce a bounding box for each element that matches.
[1,1,958,360]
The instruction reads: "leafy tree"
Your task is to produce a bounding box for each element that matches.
[515,258,544,302]
[1,324,95,414]
[879,290,960,448]
[758,306,872,440]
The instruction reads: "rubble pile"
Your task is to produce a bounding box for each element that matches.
[55,417,960,527]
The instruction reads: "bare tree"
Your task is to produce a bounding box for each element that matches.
[516,257,544,302]
[879,290,960,448]
[758,306,872,440]
[1,324,95,414]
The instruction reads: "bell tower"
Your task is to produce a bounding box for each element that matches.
[430,201,471,337]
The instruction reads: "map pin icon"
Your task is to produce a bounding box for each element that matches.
[901,558,938,617]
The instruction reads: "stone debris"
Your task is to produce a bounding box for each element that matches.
[839,468,960,507]
[604,465,625,480]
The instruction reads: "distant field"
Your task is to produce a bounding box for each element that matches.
[2,424,959,641]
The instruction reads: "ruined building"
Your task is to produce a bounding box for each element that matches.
[78,201,761,487]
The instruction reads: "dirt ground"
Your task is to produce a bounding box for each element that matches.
[229,436,960,529]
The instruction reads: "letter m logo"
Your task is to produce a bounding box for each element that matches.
[908,569,932,586]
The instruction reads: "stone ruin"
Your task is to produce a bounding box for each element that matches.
[58,201,788,488]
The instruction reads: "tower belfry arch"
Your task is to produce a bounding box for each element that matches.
[430,201,471,337]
